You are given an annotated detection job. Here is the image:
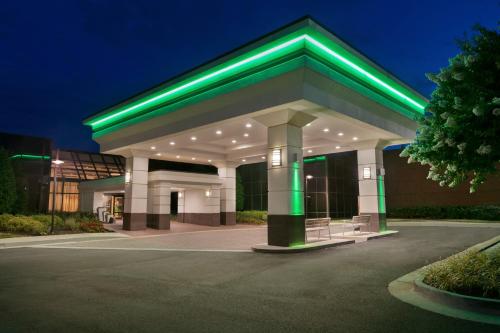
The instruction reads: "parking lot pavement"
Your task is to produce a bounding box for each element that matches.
[0,225,499,333]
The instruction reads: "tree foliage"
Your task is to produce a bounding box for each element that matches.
[401,25,500,193]
[236,172,245,211]
[0,148,17,213]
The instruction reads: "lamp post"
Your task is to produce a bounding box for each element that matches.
[50,150,64,234]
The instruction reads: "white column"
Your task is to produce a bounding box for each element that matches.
[357,148,386,232]
[147,181,171,229]
[266,123,305,246]
[183,187,221,226]
[177,190,185,222]
[123,156,149,230]
[216,162,237,225]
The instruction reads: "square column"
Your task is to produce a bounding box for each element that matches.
[177,191,185,223]
[123,156,149,230]
[181,187,221,226]
[357,148,386,232]
[217,163,237,225]
[147,181,171,230]
[267,124,305,246]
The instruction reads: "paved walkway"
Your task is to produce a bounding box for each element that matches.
[1,225,499,332]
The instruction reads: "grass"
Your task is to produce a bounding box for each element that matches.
[423,243,500,299]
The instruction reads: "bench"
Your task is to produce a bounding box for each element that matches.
[305,218,332,242]
[343,215,371,234]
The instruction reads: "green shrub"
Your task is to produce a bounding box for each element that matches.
[79,221,106,233]
[31,214,64,228]
[0,216,48,235]
[387,205,500,221]
[236,211,267,225]
[63,217,80,232]
[0,214,14,228]
[424,247,500,299]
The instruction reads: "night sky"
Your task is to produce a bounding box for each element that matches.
[1,1,498,152]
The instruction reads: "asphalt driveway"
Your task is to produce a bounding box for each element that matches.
[0,225,499,333]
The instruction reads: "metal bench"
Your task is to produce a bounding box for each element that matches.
[305,218,332,242]
[344,215,371,234]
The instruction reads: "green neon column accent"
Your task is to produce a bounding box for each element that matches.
[290,161,304,216]
[377,175,387,231]
[10,154,51,160]
[84,26,427,133]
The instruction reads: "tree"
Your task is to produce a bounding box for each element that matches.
[236,172,245,211]
[0,148,17,213]
[401,25,500,193]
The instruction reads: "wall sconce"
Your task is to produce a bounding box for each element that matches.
[271,148,281,167]
[178,192,183,198]
[205,190,211,197]
[125,171,131,184]
[363,167,371,179]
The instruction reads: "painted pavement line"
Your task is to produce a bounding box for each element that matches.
[30,244,253,253]
[40,227,267,247]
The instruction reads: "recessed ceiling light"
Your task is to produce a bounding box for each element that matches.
[335,146,341,149]
[169,141,175,146]
[245,123,252,128]
[176,155,180,159]
[353,137,358,141]
[338,132,344,136]
[261,156,266,159]
[323,128,329,133]
[155,153,162,156]
[243,133,249,137]
[191,157,196,160]
[242,159,246,162]
[231,139,237,144]
[150,146,156,150]
[216,130,222,135]
[307,149,313,153]
[190,136,197,141]
[208,159,212,162]
[306,123,311,127]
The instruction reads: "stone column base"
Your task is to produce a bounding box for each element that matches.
[267,215,305,247]
[123,213,147,231]
[177,213,220,226]
[147,214,171,230]
[359,212,387,232]
[220,212,236,225]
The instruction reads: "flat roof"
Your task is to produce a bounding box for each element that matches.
[84,16,428,135]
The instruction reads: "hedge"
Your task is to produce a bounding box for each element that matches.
[387,205,500,221]
[236,211,267,225]
[424,247,500,299]
[0,215,48,235]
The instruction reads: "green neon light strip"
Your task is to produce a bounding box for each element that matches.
[303,156,326,163]
[290,161,304,215]
[87,32,426,131]
[10,154,51,160]
[377,175,386,214]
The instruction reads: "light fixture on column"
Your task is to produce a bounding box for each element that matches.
[178,192,183,198]
[125,171,131,183]
[271,148,281,167]
[205,190,211,197]
[363,167,371,179]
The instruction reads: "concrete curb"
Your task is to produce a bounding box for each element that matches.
[252,239,355,253]
[388,235,500,326]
